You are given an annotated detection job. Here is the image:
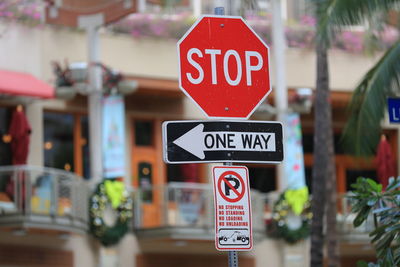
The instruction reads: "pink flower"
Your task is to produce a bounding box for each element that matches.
[4,11,13,18]
[300,15,316,27]
[339,31,364,53]
[380,26,399,45]
[33,12,41,20]
[131,29,141,38]
[150,22,166,36]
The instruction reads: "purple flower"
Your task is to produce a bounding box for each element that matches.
[131,29,142,38]
[150,22,166,36]
[337,31,364,53]
[4,11,13,18]
[33,12,41,20]
[300,15,316,27]
[380,26,399,45]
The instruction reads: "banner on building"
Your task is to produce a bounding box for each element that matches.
[283,113,306,190]
[102,95,126,178]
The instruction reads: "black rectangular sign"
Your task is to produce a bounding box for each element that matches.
[162,120,283,164]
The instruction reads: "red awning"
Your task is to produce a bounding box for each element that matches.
[0,69,54,99]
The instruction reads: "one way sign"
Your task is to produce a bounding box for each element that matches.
[162,120,283,164]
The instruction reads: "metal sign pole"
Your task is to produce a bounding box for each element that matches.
[224,162,239,267]
[215,6,238,267]
[223,161,238,267]
[228,250,239,267]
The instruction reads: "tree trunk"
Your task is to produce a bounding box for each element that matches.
[318,44,340,267]
[310,39,328,267]
[326,162,339,267]
[310,24,338,267]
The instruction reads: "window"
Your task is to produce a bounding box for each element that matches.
[44,112,74,172]
[302,133,313,154]
[134,120,154,146]
[302,127,396,194]
[302,133,346,154]
[81,116,90,179]
[138,161,153,202]
[0,107,12,166]
[248,167,276,193]
[43,111,90,178]
[305,167,313,193]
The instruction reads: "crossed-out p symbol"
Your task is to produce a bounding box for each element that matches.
[218,171,245,202]
[224,175,240,196]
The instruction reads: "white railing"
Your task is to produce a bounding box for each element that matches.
[337,193,375,239]
[131,182,266,234]
[0,165,88,233]
[131,185,376,239]
[260,191,374,240]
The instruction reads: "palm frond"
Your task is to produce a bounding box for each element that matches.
[342,40,400,156]
[314,0,399,47]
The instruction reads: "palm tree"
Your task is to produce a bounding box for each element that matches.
[310,1,337,266]
[310,0,399,266]
[317,0,400,156]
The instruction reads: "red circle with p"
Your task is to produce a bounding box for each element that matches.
[217,171,245,202]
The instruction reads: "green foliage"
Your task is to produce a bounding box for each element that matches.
[342,40,400,156]
[350,177,400,266]
[313,0,400,156]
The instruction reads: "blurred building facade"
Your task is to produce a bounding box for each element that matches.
[0,0,397,266]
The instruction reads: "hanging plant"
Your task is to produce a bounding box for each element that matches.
[89,180,133,247]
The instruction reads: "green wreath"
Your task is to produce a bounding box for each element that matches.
[89,180,133,247]
[267,189,312,244]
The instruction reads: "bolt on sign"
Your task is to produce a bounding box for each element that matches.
[213,166,252,251]
[177,15,271,119]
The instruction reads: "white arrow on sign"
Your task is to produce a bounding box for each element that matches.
[173,124,276,159]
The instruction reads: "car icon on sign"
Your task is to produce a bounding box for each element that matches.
[236,234,249,243]
[218,230,249,245]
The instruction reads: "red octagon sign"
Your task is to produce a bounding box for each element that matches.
[177,15,271,119]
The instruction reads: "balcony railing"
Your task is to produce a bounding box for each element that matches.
[0,165,371,241]
[131,182,266,240]
[0,165,88,234]
[260,191,374,242]
[132,184,374,242]
[336,193,375,241]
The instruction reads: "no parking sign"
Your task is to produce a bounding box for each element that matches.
[212,166,252,251]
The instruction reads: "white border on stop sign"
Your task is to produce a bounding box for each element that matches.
[176,15,272,120]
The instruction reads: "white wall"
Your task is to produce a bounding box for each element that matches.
[0,24,43,78]
[0,22,384,94]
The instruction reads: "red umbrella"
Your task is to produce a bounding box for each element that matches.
[9,105,31,165]
[376,134,396,189]
[5,105,31,208]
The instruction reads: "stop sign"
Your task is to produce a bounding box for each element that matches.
[178,15,271,119]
